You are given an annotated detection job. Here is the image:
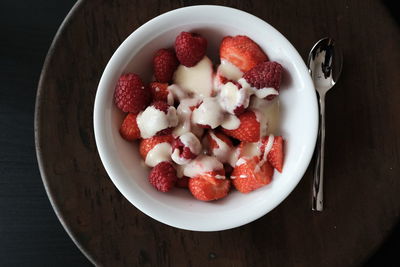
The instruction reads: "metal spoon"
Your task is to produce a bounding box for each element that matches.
[308,37,343,211]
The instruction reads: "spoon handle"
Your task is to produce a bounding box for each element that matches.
[312,93,326,211]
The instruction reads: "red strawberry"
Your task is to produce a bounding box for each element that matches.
[139,135,174,159]
[206,131,234,164]
[243,61,283,93]
[220,35,268,72]
[189,170,230,201]
[119,113,140,141]
[222,110,260,142]
[114,73,151,113]
[149,82,170,103]
[153,49,179,83]
[176,176,189,188]
[231,156,273,193]
[261,135,284,172]
[207,131,233,151]
[175,32,207,67]
[148,161,177,192]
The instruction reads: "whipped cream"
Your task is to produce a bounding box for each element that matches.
[238,78,279,99]
[260,134,274,164]
[137,105,179,138]
[191,97,224,129]
[182,155,224,178]
[221,114,241,130]
[171,132,202,165]
[173,56,213,98]
[145,142,172,167]
[173,98,202,137]
[217,59,244,81]
[240,142,262,159]
[209,132,232,164]
[180,132,202,154]
[219,82,252,115]
[167,84,188,102]
[250,97,280,136]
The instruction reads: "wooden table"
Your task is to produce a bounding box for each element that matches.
[33,0,400,266]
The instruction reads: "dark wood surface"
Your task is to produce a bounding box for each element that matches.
[1,0,399,266]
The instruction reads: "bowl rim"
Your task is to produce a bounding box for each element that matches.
[94,5,318,231]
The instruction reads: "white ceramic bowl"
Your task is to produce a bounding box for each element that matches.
[94,5,318,231]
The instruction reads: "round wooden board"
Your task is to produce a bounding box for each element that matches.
[35,0,400,266]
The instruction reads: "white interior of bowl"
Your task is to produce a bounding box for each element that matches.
[94,5,318,231]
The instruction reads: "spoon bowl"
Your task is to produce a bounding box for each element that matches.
[308,37,343,93]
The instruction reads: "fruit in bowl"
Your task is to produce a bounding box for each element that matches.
[94,6,318,231]
[114,31,286,201]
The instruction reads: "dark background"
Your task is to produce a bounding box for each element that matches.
[0,0,398,266]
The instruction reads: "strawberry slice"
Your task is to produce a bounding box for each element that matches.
[119,113,140,141]
[189,170,230,201]
[221,110,260,142]
[261,135,284,172]
[220,35,268,72]
[231,156,273,193]
[207,131,233,151]
[139,135,174,159]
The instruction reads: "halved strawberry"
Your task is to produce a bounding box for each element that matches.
[139,135,174,159]
[261,135,284,172]
[189,170,230,201]
[207,131,233,150]
[149,82,171,103]
[206,131,234,165]
[221,110,260,142]
[120,113,140,141]
[220,35,268,72]
[231,156,273,193]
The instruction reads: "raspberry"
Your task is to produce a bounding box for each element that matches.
[153,49,179,83]
[152,101,170,113]
[149,82,170,103]
[114,73,151,113]
[148,162,177,192]
[243,61,283,90]
[175,32,207,67]
[172,138,196,160]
